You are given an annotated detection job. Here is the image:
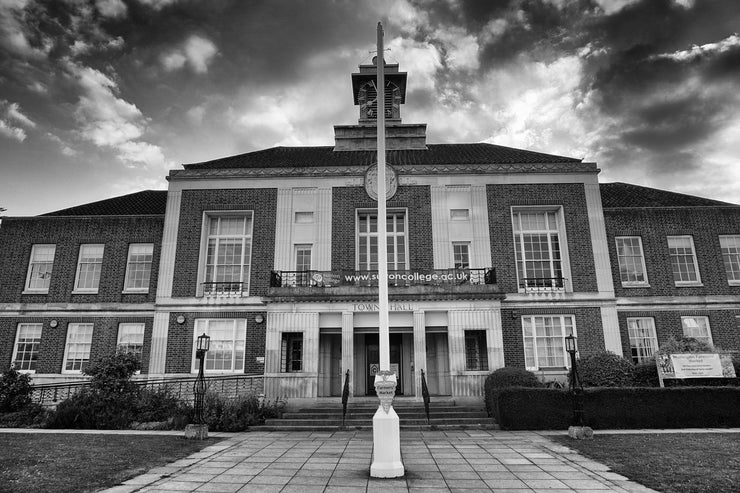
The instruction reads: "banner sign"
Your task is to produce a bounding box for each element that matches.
[656,353,737,386]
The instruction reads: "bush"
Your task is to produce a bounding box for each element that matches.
[0,403,51,428]
[577,351,634,387]
[0,367,34,413]
[201,392,284,432]
[632,360,660,387]
[659,336,714,354]
[484,367,541,419]
[135,387,189,424]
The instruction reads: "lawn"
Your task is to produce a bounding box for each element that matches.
[551,433,740,493]
[0,433,221,493]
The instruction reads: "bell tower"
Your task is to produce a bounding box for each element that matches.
[334,57,427,151]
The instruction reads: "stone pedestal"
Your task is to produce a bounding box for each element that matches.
[185,424,209,440]
[568,425,594,440]
[370,371,404,478]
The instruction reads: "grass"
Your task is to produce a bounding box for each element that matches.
[551,433,740,493]
[0,433,221,493]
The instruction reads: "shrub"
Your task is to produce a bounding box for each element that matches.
[577,351,634,387]
[201,392,284,432]
[659,336,714,354]
[0,403,51,428]
[0,367,34,413]
[632,360,660,387]
[484,367,541,419]
[84,352,141,395]
[135,387,189,424]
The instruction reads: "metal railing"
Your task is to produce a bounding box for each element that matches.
[271,268,496,288]
[32,374,264,406]
[420,369,431,424]
[341,369,350,428]
[520,277,566,293]
[202,282,245,297]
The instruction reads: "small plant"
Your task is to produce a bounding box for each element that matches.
[201,392,284,431]
[0,367,34,413]
[577,351,634,387]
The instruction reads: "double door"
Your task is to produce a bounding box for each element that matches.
[365,333,403,396]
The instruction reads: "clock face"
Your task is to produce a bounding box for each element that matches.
[365,164,398,201]
[359,80,400,120]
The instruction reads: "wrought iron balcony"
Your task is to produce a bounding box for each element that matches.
[202,282,245,297]
[270,268,496,288]
[520,277,566,293]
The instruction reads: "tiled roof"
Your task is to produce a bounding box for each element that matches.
[42,190,167,216]
[600,182,738,208]
[182,143,582,169]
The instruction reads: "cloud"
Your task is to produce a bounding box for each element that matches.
[0,100,35,141]
[653,33,740,62]
[95,0,127,19]
[0,119,26,141]
[160,35,218,74]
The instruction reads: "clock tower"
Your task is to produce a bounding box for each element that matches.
[334,57,427,151]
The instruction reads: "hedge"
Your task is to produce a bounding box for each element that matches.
[494,387,740,430]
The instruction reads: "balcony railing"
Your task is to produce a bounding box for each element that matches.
[202,282,245,297]
[520,277,566,293]
[271,268,496,288]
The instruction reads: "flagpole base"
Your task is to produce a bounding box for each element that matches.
[370,404,405,478]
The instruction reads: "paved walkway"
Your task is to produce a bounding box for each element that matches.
[101,429,660,493]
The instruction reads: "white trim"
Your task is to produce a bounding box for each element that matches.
[197,211,254,297]
[24,244,56,293]
[191,319,247,373]
[11,322,42,373]
[73,244,104,294]
[615,236,649,287]
[355,208,409,271]
[719,235,740,284]
[521,314,576,371]
[626,317,658,364]
[667,235,702,286]
[123,243,154,294]
[62,323,94,374]
[680,316,713,345]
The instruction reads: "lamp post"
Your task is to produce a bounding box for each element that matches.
[565,333,592,439]
[186,332,210,439]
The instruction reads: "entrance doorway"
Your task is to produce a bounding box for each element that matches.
[365,333,403,396]
[425,332,451,395]
[318,332,342,397]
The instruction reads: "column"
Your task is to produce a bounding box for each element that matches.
[413,310,426,399]
[341,311,354,396]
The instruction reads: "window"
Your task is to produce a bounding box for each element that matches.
[124,244,153,292]
[450,208,469,220]
[667,236,701,285]
[202,214,253,296]
[281,333,303,372]
[74,244,104,292]
[512,210,564,290]
[25,245,56,292]
[627,317,658,364]
[681,316,712,345]
[294,244,312,286]
[720,235,740,284]
[12,323,42,372]
[63,323,93,373]
[117,323,145,359]
[615,236,648,286]
[193,319,246,372]
[453,242,470,269]
[294,211,314,223]
[464,330,488,371]
[522,315,574,370]
[357,211,407,271]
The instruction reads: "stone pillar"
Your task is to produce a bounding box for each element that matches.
[341,311,354,396]
[413,310,426,399]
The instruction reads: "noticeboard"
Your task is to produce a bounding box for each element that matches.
[656,353,737,387]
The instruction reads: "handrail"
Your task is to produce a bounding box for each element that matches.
[520,277,566,292]
[341,369,350,428]
[202,281,245,296]
[420,369,431,424]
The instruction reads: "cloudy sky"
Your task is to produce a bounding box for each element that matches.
[1,0,739,216]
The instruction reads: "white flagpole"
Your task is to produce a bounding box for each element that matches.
[376,22,390,373]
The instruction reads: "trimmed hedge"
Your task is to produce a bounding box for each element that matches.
[494,387,740,430]
[484,367,541,417]
[578,351,634,387]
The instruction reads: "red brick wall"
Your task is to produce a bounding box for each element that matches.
[486,184,598,293]
[164,311,266,374]
[331,186,433,271]
[0,216,163,303]
[604,207,740,297]
[500,307,605,368]
[171,189,277,297]
[0,316,153,374]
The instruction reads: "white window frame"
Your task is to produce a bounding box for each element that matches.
[522,315,575,371]
[198,212,254,296]
[450,208,470,221]
[24,244,56,293]
[117,323,146,358]
[281,332,304,373]
[73,244,104,293]
[615,236,649,287]
[681,316,713,345]
[719,235,740,285]
[452,242,470,269]
[667,235,702,286]
[511,207,570,292]
[356,209,409,271]
[627,317,658,364]
[12,323,42,373]
[192,319,246,373]
[123,243,154,293]
[63,323,93,374]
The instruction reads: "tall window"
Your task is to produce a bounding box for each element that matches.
[12,323,42,372]
[294,244,312,286]
[117,323,145,359]
[193,319,246,372]
[281,333,303,372]
[453,242,470,269]
[74,244,104,292]
[63,323,93,373]
[522,315,574,370]
[203,214,253,295]
[681,316,712,345]
[512,210,563,290]
[357,211,407,271]
[720,235,740,284]
[25,244,56,292]
[124,244,153,292]
[615,236,648,286]
[627,317,658,364]
[667,236,701,285]
[464,330,488,371]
